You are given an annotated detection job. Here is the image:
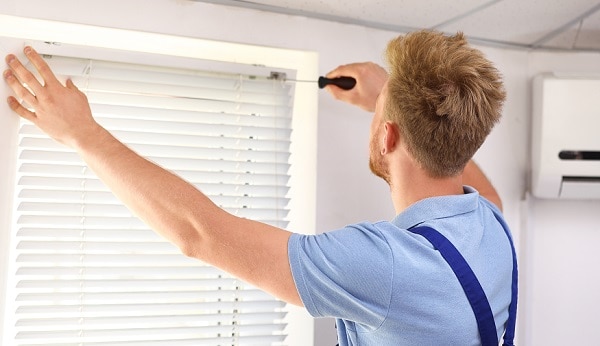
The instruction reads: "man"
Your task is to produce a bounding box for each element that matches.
[4,30,516,345]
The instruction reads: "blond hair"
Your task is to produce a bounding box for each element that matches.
[385,30,506,177]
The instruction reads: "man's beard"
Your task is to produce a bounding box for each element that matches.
[369,132,391,185]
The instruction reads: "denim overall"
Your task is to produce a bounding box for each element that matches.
[407,223,518,346]
[334,221,518,346]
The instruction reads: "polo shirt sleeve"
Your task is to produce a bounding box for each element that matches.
[288,223,394,327]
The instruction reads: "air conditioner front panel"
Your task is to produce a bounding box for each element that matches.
[531,74,600,199]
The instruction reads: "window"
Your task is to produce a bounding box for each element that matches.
[1,15,317,346]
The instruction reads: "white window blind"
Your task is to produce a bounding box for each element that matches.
[9,55,294,345]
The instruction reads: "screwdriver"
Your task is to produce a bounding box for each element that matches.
[271,72,356,90]
[317,76,356,90]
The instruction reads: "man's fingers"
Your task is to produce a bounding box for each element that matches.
[7,96,37,122]
[3,69,38,107]
[5,53,45,97]
[326,65,346,79]
[23,46,60,88]
[326,63,362,79]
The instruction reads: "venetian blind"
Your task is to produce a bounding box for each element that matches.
[10,55,293,345]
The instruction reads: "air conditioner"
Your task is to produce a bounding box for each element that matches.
[531,73,600,199]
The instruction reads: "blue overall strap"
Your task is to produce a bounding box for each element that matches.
[408,226,499,346]
[492,212,518,346]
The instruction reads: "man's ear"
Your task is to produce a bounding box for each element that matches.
[382,121,399,153]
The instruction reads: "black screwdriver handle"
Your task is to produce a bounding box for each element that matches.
[318,76,356,90]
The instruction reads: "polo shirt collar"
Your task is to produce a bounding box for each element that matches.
[391,185,479,230]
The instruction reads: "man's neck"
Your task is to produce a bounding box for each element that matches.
[389,163,463,214]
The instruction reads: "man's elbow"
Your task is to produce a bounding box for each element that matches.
[488,193,503,212]
[176,231,203,259]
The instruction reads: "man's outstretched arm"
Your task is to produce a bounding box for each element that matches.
[4,47,302,306]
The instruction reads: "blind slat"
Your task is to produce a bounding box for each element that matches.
[15,323,286,341]
[16,253,200,265]
[15,334,286,346]
[15,279,271,292]
[75,77,292,107]
[18,201,289,215]
[19,150,291,174]
[20,131,290,155]
[29,104,293,128]
[18,190,289,209]
[16,300,285,314]
[17,290,274,303]
[18,175,291,192]
[17,311,285,328]
[86,91,291,118]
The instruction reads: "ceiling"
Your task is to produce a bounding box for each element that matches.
[195,0,600,52]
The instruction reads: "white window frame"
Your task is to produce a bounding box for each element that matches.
[0,14,317,346]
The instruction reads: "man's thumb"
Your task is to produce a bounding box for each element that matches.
[66,79,78,90]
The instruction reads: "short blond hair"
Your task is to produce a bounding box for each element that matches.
[385,30,506,177]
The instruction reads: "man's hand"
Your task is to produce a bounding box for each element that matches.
[324,62,388,112]
[3,46,100,149]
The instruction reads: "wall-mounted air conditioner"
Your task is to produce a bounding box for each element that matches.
[532,74,600,199]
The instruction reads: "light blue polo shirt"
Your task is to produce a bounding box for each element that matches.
[288,186,514,346]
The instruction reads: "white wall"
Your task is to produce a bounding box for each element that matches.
[524,51,600,346]
[3,0,597,345]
